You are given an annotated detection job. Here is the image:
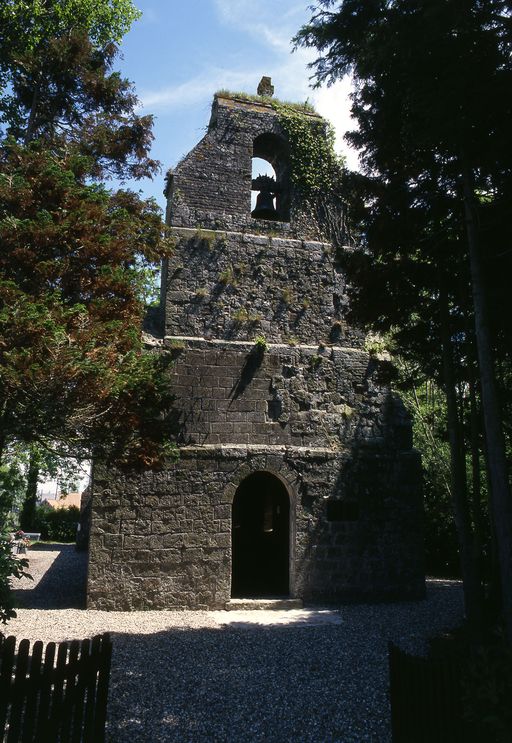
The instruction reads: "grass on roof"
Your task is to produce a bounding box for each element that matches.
[215,89,318,114]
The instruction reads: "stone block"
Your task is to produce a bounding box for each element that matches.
[103,534,123,549]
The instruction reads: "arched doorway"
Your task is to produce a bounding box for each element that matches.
[231,471,290,598]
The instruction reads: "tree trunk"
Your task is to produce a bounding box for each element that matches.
[462,164,512,642]
[440,288,483,633]
[0,399,7,465]
[468,366,485,585]
[24,83,40,145]
[20,449,40,531]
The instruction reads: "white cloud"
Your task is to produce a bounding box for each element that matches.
[140,68,255,111]
[213,0,303,54]
[310,78,360,171]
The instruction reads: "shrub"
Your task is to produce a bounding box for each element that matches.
[33,505,80,542]
[462,639,512,743]
[253,335,268,353]
[0,531,29,624]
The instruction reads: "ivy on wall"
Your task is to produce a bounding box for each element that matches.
[215,89,343,198]
[269,100,342,199]
[215,90,354,245]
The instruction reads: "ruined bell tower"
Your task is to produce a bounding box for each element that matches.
[86,82,424,610]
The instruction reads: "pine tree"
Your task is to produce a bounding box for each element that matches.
[295,0,512,638]
[0,2,173,472]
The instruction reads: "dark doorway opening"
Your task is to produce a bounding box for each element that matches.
[231,472,290,598]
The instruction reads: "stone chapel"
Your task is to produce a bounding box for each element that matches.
[86,84,425,610]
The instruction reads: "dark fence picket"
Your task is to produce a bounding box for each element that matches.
[0,634,111,743]
[0,636,16,736]
[60,639,81,741]
[93,635,112,743]
[6,638,30,743]
[48,640,69,740]
[35,640,56,741]
[21,640,43,743]
[82,634,101,743]
[71,638,90,743]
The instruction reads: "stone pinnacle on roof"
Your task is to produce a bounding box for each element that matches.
[257,76,274,97]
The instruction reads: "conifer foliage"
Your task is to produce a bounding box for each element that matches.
[0,1,173,476]
[296,1,512,639]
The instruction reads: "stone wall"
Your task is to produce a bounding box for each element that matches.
[88,445,423,611]
[88,331,423,610]
[165,229,364,346]
[167,95,325,238]
[166,339,410,450]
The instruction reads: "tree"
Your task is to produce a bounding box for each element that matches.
[0,2,175,623]
[0,444,27,530]
[0,16,157,178]
[397,364,460,577]
[0,141,173,469]
[0,2,173,474]
[295,0,512,638]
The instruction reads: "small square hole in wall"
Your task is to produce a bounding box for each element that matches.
[327,500,359,522]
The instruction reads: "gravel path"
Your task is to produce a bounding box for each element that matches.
[5,546,464,743]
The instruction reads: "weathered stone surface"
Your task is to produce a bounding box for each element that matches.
[164,230,363,346]
[88,443,423,610]
[87,92,424,611]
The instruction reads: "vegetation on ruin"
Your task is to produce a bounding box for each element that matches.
[215,89,316,114]
[253,335,269,353]
[269,100,360,247]
[218,266,237,286]
[216,88,340,194]
[272,102,340,196]
[215,89,358,245]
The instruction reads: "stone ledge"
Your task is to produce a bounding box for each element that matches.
[169,225,355,254]
[164,336,366,356]
[179,444,341,459]
[216,93,323,120]
[225,598,303,610]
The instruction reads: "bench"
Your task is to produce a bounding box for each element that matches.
[10,532,41,554]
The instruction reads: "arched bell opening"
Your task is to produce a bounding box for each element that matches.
[231,471,290,598]
[251,133,291,222]
[251,157,277,215]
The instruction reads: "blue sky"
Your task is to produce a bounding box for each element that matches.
[114,0,356,211]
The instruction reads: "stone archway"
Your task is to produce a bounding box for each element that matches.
[231,471,290,598]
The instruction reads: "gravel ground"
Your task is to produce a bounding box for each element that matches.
[5,546,464,743]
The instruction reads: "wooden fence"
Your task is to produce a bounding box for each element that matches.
[0,633,112,743]
[388,641,468,743]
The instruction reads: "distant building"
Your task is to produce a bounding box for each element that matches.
[43,492,82,510]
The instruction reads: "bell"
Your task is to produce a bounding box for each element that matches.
[251,189,279,220]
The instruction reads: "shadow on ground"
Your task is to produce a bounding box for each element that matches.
[12,544,87,610]
[107,623,391,743]
[105,580,463,743]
